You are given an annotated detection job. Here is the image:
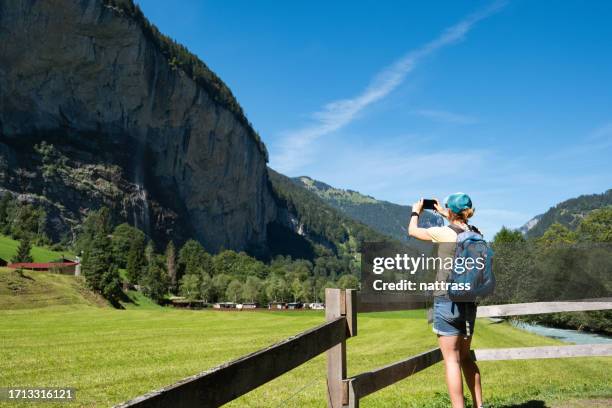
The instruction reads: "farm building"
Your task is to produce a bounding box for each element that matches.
[308,303,325,310]
[237,302,257,310]
[213,302,236,309]
[287,302,303,310]
[268,302,287,310]
[7,260,79,275]
[171,299,208,309]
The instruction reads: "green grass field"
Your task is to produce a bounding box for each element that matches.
[0,235,74,263]
[0,269,610,408]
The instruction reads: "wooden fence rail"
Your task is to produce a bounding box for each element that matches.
[346,348,443,401]
[341,295,612,408]
[473,344,612,361]
[115,292,610,408]
[477,298,612,318]
[115,289,355,408]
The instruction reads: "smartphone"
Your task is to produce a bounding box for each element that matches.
[422,199,437,210]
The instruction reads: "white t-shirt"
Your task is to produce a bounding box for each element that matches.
[427,226,459,243]
[427,225,460,297]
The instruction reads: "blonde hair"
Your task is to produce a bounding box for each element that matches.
[449,207,474,223]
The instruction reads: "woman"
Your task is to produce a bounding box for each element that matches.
[408,192,484,408]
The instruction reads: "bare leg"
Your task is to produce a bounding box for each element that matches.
[459,336,483,407]
[438,335,464,408]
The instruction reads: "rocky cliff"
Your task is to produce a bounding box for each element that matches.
[0,0,276,253]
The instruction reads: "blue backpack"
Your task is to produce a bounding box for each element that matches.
[447,225,495,301]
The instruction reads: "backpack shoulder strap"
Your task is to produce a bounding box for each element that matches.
[447,224,464,235]
[468,225,483,235]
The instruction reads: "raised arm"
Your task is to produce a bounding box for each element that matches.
[408,198,433,241]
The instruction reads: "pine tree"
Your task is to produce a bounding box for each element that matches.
[145,240,155,264]
[11,203,38,240]
[0,192,12,230]
[100,264,123,306]
[111,223,145,268]
[75,207,113,258]
[126,238,146,285]
[82,232,113,291]
[140,257,169,304]
[11,237,33,263]
[165,241,177,293]
[74,207,123,305]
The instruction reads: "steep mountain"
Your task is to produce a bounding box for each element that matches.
[267,170,394,259]
[0,0,275,254]
[293,176,443,241]
[521,189,612,238]
[517,214,543,236]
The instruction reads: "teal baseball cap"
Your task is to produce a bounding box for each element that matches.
[444,192,473,214]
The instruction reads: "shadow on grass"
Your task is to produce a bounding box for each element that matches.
[108,289,132,309]
[498,400,548,408]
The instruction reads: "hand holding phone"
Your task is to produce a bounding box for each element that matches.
[422,199,437,210]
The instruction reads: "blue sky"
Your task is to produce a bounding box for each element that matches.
[136,0,612,237]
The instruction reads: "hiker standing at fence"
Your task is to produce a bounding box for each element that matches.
[408,193,485,408]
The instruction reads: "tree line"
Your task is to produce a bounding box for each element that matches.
[73,208,359,307]
[0,194,361,307]
[490,207,612,334]
[0,192,52,247]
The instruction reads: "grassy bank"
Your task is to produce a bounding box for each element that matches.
[0,270,610,407]
[0,235,74,263]
[0,268,104,310]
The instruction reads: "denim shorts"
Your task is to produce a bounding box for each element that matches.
[433,297,477,337]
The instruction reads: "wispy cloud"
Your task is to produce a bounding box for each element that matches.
[544,121,612,161]
[412,109,478,124]
[271,1,507,173]
[589,122,612,140]
[307,137,490,202]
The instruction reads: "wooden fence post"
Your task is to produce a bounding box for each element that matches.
[346,378,359,408]
[326,288,356,408]
[345,289,357,337]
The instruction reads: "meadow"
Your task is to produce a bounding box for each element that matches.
[0,268,610,408]
[0,235,74,263]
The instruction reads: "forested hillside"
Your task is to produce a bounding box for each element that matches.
[493,208,612,333]
[293,176,442,241]
[267,170,393,260]
[521,189,612,238]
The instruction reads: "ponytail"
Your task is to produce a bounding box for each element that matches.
[449,207,474,223]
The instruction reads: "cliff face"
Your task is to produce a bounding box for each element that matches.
[0,0,275,253]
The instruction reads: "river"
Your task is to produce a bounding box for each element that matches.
[511,320,612,344]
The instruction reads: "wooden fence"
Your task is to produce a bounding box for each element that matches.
[115,291,612,408]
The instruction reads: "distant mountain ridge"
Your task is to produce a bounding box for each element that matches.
[267,170,393,261]
[517,214,543,235]
[293,176,443,241]
[520,189,612,238]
